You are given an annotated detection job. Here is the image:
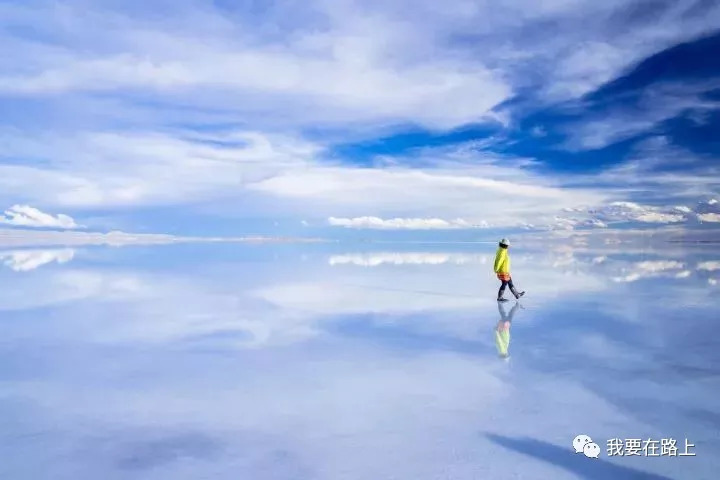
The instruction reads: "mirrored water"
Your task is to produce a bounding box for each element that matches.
[1,242,718,479]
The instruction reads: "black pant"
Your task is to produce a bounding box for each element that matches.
[498,299,521,322]
[498,278,518,299]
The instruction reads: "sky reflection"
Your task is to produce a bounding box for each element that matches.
[0,243,717,479]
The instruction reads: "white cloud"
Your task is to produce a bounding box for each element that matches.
[588,202,687,224]
[247,150,610,227]
[0,128,616,228]
[0,269,148,312]
[328,216,485,230]
[0,248,75,272]
[548,41,627,99]
[519,226,720,252]
[0,228,316,248]
[0,1,718,232]
[633,212,685,224]
[548,216,608,230]
[1,0,718,132]
[0,205,80,229]
[0,130,319,209]
[0,1,515,131]
[698,213,720,223]
[697,261,720,272]
[329,252,487,266]
[695,199,720,223]
[549,200,691,230]
[611,260,684,283]
[0,228,180,248]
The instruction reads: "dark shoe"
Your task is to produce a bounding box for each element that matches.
[515,291,525,299]
[497,297,509,302]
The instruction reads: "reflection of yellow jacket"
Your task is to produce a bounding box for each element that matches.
[494,247,510,274]
[495,327,510,356]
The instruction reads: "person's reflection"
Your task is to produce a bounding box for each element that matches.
[495,301,522,360]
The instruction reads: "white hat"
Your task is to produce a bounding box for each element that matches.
[500,238,510,246]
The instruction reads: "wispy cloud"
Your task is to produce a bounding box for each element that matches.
[0,1,718,233]
[249,146,609,227]
[3,1,718,121]
[563,83,720,151]
[0,125,617,228]
[0,1,514,130]
[0,130,318,209]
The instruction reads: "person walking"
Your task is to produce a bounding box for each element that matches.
[493,238,525,302]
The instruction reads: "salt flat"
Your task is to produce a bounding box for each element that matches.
[0,242,717,480]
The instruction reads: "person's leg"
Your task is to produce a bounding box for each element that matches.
[498,280,508,300]
[508,278,525,299]
[507,278,517,297]
[498,300,509,320]
[508,301,521,320]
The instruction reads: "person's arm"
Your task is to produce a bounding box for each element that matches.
[493,250,505,273]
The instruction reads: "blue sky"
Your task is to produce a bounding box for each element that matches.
[0,0,718,237]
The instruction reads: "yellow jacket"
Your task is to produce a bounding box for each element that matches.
[495,327,510,357]
[493,247,510,274]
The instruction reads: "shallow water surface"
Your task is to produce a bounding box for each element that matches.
[0,243,718,479]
